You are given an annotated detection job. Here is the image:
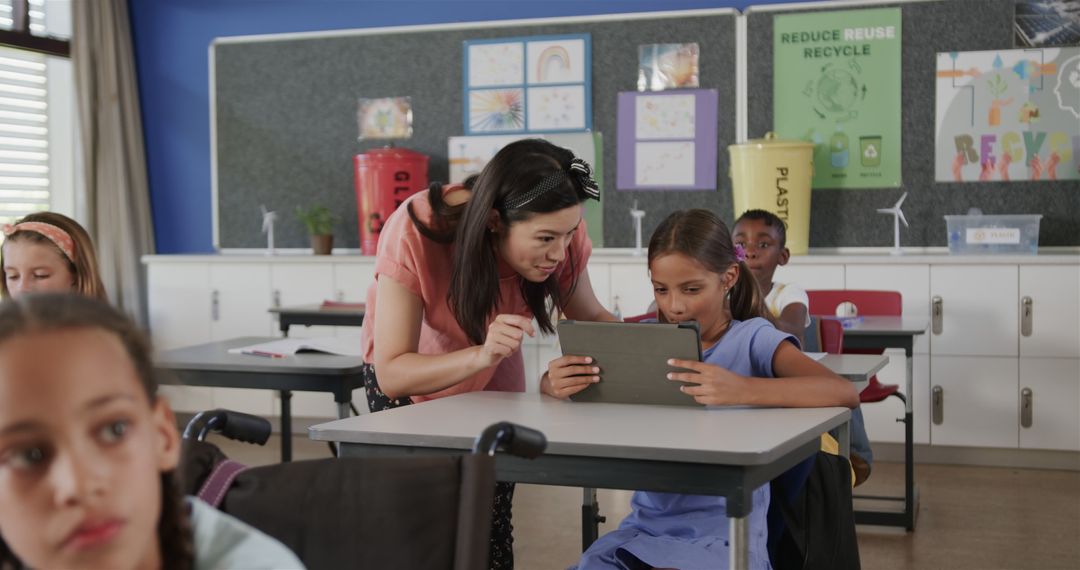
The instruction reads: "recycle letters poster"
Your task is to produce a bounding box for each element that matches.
[773,8,902,189]
[935,47,1080,183]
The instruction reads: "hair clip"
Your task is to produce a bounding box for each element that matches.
[734,243,747,262]
[568,158,600,201]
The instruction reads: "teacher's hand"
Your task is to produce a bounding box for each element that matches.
[666,359,752,406]
[541,355,600,399]
[474,314,535,369]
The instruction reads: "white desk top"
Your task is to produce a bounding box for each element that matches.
[310,392,850,466]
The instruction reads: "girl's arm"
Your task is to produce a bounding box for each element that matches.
[667,341,859,408]
[372,276,534,399]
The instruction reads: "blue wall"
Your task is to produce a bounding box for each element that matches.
[129,0,821,253]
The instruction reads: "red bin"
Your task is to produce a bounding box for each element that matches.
[354,147,429,255]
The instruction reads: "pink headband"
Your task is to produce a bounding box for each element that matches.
[2,221,76,262]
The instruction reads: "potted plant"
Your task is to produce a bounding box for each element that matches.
[296,205,337,255]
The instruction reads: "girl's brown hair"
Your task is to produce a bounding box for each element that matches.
[648,209,766,322]
[0,294,193,570]
[408,139,593,345]
[0,212,107,301]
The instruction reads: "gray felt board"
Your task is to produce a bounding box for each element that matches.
[746,0,1079,247]
[213,12,737,249]
[214,1,1078,250]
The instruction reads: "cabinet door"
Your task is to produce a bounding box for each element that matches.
[608,264,653,319]
[270,263,336,338]
[586,263,611,314]
[774,264,844,291]
[1019,357,1080,451]
[859,350,930,445]
[930,356,1018,448]
[146,263,211,350]
[844,263,932,353]
[333,263,375,304]
[930,265,1018,356]
[1019,265,1080,358]
[209,264,273,340]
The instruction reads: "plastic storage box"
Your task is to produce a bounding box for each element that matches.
[944,213,1042,255]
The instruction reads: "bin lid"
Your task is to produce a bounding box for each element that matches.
[728,131,813,151]
[356,146,429,163]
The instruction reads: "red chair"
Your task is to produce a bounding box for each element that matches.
[807,315,845,354]
[806,290,906,409]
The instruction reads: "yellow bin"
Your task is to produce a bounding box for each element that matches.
[728,132,814,255]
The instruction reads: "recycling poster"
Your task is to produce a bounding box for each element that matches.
[773,8,902,189]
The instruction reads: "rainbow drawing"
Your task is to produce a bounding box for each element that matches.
[537,45,571,82]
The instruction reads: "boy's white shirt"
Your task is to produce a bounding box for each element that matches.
[765,282,811,327]
[189,497,305,570]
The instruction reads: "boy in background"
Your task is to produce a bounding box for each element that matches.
[732,209,808,346]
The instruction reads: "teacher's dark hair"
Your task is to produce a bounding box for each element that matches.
[408,139,594,344]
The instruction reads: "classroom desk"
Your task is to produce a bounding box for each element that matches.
[156,336,365,462]
[268,304,365,337]
[834,315,928,531]
[310,391,852,570]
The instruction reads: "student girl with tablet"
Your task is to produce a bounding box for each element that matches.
[570,209,858,570]
[361,138,618,568]
[0,294,303,569]
[1,212,106,300]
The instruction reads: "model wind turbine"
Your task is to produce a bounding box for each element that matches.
[630,200,646,256]
[260,205,277,256]
[877,192,909,256]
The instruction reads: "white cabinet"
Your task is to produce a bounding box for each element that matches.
[333,263,374,304]
[586,264,611,314]
[1019,357,1080,451]
[930,356,1019,448]
[270,263,335,338]
[930,265,1018,356]
[209,264,275,417]
[147,262,211,350]
[608,264,652,319]
[774,263,844,291]
[1019,265,1080,358]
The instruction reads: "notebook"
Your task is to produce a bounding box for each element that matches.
[227,336,364,358]
[557,320,703,407]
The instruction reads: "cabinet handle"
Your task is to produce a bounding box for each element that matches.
[931,385,944,425]
[931,296,943,335]
[336,290,345,302]
[612,295,622,321]
[1020,387,1033,428]
[1020,296,1033,337]
[273,289,281,308]
[211,290,220,322]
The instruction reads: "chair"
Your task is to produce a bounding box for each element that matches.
[180,410,546,570]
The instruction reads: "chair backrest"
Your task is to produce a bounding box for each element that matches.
[623,312,657,323]
[806,290,902,317]
[180,442,494,570]
[803,316,844,354]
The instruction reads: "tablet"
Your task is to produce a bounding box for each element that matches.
[557,320,703,407]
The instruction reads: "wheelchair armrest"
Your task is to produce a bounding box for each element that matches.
[183,409,272,446]
[472,422,547,458]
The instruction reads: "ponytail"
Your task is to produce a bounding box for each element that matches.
[729,260,767,321]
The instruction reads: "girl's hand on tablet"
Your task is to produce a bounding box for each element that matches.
[666,359,751,405]
[541,355,600,399]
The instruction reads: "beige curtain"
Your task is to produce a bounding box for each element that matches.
[71,0,155,325]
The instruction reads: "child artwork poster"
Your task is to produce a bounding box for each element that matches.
[773,8,902,189]
[356,97,413,140]
[935,47,1080,183]
[463,34,591,134]
[616,89,718,191]
[638,43,700,91]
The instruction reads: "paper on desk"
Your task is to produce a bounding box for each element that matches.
[227,336,363,357]
[804,352,827,361]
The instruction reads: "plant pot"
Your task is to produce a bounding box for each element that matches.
[310,234,333,255]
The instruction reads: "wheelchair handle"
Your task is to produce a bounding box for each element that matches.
[472,422,547,458]
[182,409,272,446]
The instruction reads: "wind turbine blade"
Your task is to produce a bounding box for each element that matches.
[876,208,892,214]
[895,192,908,208]
[898,209,909,227]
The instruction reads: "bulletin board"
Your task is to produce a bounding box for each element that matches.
[212,10,738,249]
[746,0,1080,247]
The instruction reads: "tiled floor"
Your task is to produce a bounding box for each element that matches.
[213,434,1080,570]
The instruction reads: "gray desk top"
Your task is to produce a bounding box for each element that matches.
[839,316,929,336]
[310,391,850,466]
[155,337,366,375]
[819,353,888,382]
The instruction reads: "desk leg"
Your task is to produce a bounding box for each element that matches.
[904,347,915,530]
[581,487,603,551]
[838,416,851,460]
[280,390,292,462]
[729,514,748,570]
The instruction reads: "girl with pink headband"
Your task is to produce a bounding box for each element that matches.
[1,212,106,300]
